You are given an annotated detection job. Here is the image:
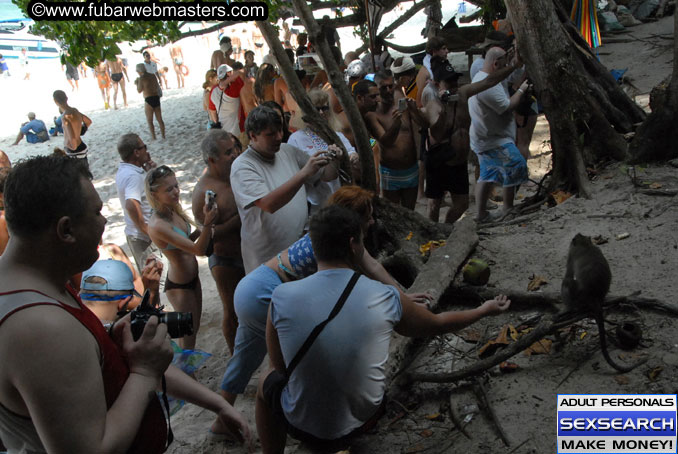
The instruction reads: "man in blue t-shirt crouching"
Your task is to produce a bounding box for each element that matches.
[256,205,512,453]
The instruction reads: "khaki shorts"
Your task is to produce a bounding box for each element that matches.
[126,235,160,273]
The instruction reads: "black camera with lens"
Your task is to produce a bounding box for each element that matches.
[208,120,222,130]
[130,290,194,341]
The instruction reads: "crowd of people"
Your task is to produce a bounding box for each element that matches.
[0,18,541,453]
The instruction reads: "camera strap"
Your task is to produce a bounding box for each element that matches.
[216,89,224,122]
[285,271,360,379]
[161,374,174,449]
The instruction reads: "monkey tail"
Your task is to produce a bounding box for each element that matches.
[593,305,645,373]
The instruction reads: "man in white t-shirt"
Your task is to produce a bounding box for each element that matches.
[115,132,159,271]
[255,205,510,452]
[142,51,162,86]
[230,106,342,273]
[468,47,529,224]
[209,64,246,136]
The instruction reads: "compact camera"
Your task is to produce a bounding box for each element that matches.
[321,149,338,159]
[398,98,407,112]
[441,90,459,103]
[130,290,193,341]
[205,190,216,209]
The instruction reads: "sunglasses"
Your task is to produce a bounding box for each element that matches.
[316,105,331,113]
[148,165,172,187]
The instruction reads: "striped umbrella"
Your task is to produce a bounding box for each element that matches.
[570,0,602,48]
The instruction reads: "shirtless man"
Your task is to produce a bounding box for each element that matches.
[211,36,236,70]
[352,79,381,185]
[273,49,295,113]
[191,130,243,354]
[422,61,470,224]
[135,64,165,140]
[423,55,525,224]
[366,70,427,209]
[106,57,129,109]
[328,59,367,148]
[94,61,111,109]
[53,90,92,160]
[239,67,257,118]
[169,44,187,89]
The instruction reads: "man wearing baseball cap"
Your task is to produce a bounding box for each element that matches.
[80,259,144,323]
[390,56,418,99]
[208,63,246,136]
[79,257,254,448]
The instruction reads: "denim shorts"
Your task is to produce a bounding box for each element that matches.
[220,265,282,394]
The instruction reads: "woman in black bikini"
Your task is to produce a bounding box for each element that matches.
[145,165,218,350]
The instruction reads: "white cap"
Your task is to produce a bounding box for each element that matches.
[346,59,367,78]
[391,57,415,74]
[217,64,233,79]
[262,54,277,67]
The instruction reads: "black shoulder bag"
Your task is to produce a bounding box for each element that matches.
[285,271,360,379]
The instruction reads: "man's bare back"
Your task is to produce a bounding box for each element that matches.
[137,73,160,98]
[62,106,85,151]
[327,86,356,146]
[240,78,257,115]
[106,58,125,76]
[210,51,235,71]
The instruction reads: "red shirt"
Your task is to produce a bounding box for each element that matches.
[0,286,169,453]
[208,77,245,110]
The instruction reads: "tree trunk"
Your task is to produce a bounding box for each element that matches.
[353,0,440,55]
[628,8,678,163]
[290,0,378,191]
[504,0,646,196]
[383,217,478,382]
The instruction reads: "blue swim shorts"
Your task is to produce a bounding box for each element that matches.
[476,143,528,187]
[379,163,419,191]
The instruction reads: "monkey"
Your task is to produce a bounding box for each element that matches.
[560,233,645,372]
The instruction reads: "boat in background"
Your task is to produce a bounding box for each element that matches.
[0,19,61,59]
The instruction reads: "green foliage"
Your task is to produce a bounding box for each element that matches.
[480,0,506,26]
[11,0,278,66]
[352,23,368,44]
[265,0,286,22]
